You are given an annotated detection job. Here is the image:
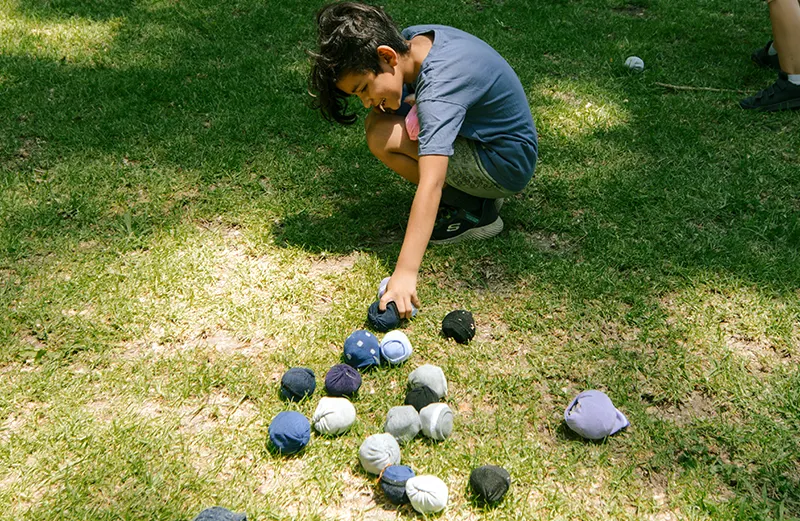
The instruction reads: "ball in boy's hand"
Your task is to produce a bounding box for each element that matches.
[368,300,401,332]
[625,56,644,72]
[378,277,418,317]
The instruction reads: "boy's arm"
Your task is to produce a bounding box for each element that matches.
[379,154,449,319]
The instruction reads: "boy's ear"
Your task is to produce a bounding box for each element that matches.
[376,45,399,67]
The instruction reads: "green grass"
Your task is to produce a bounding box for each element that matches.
[1,0,799,519]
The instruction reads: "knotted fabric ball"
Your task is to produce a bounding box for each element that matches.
[367,300,401,332]
[404,385,439,412]
[343,330,380,369]
[359,433,401,475]
[312,396,356,436]
[192,507,246,521]
[406,475,449,514]
[408,364,448,399]
[384,405,421,443]
[380,330,413,365]
[441,310,475,344]
[564,390,630,440]
[279,367,316,402]
[378,277,418,317]
[470,465,511,504]
[419,403,454,441]
[269,411,311,454]
[325,364,362,397]
[380,465,416,505]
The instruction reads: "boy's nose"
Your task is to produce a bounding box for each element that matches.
[360,96,371,109]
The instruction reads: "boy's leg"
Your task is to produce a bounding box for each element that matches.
[364,109,420,184]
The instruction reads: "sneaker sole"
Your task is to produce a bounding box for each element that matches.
[755,98,800,112]
[429,217,504,245]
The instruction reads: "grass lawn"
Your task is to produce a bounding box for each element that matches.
[1,0,799,519]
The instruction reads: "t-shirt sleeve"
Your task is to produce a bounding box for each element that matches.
[415,100,467,157]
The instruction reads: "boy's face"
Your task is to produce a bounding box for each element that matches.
[335,46,404,113]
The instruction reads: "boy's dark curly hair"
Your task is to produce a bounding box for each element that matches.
[309,2,409,125]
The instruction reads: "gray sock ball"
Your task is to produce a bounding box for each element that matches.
[384,405,421,443]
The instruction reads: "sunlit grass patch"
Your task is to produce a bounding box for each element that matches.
[533,81,630,139]
[0,6,122,64]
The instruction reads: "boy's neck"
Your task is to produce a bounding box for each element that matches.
[403,34,433,84]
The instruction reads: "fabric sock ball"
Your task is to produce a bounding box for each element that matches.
[380,465,416,505]
[408,364,448,399]
[419,403,454,441]
[384,405,421,443]
[359,433,401,475]
[470,465,511,504]
[406,475,449,514]
[564,390,630,440]
[324,364,362,397]
[380,330,413,365]
[441,309,476,344]
[312,396,356,436]
[268,411,311,454]
[377,277,418,317]
[404,385,439,412]
[367,300,401,332]
[192,507,247,521]
[279,367,316,402]
[343,329,381,369]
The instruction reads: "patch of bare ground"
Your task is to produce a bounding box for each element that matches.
[522,229,575,254]
[307,252,360,278]
[1,401,42,442]
[175,389,259,435]
[473,313,512,344]
[726,333,790,374]
[647,391,716,426]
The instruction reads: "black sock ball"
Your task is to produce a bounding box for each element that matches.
[404,385,439,412]
[441,310,475,344]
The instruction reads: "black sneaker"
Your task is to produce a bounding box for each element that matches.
[430,199,503,245]
[751,40,781,71]
[740,72,800,112]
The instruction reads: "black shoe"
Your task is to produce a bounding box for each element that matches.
[430,199,503,245]
[740,72,800,112]
[751,40,781,71]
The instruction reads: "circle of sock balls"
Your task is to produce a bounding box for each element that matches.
[367,300,401,332]
[192,507,247,521]
[324,364,362,397]
[404,385,439,412]
[359,433,401,475]
[269,411,311,454]
[470,465,511,504]
[312,396,356,436]
[384,405,421,443]
[380,330,413,365]
[343,329,381,369]
[406,475,449,514]
[380,464,416,505]
[279,367,316,402]
[441,309,476,344]
[408,364,448,399]
[419,403,454,441]
[378,277,418,317]
[564,390,630,440]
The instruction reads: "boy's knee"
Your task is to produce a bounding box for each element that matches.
[364,111,386,158]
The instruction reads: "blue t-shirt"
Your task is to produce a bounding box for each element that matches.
[401,25,538,192]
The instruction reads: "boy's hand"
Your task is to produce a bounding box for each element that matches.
[379,270,421,320]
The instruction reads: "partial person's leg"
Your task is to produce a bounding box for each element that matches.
[770,0,800,74]
[741,0,800,111]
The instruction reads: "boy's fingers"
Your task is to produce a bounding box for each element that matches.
[378,293,390,312]
[411,294,421,309]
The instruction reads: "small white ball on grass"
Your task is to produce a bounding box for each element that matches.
[625,56,644,72]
